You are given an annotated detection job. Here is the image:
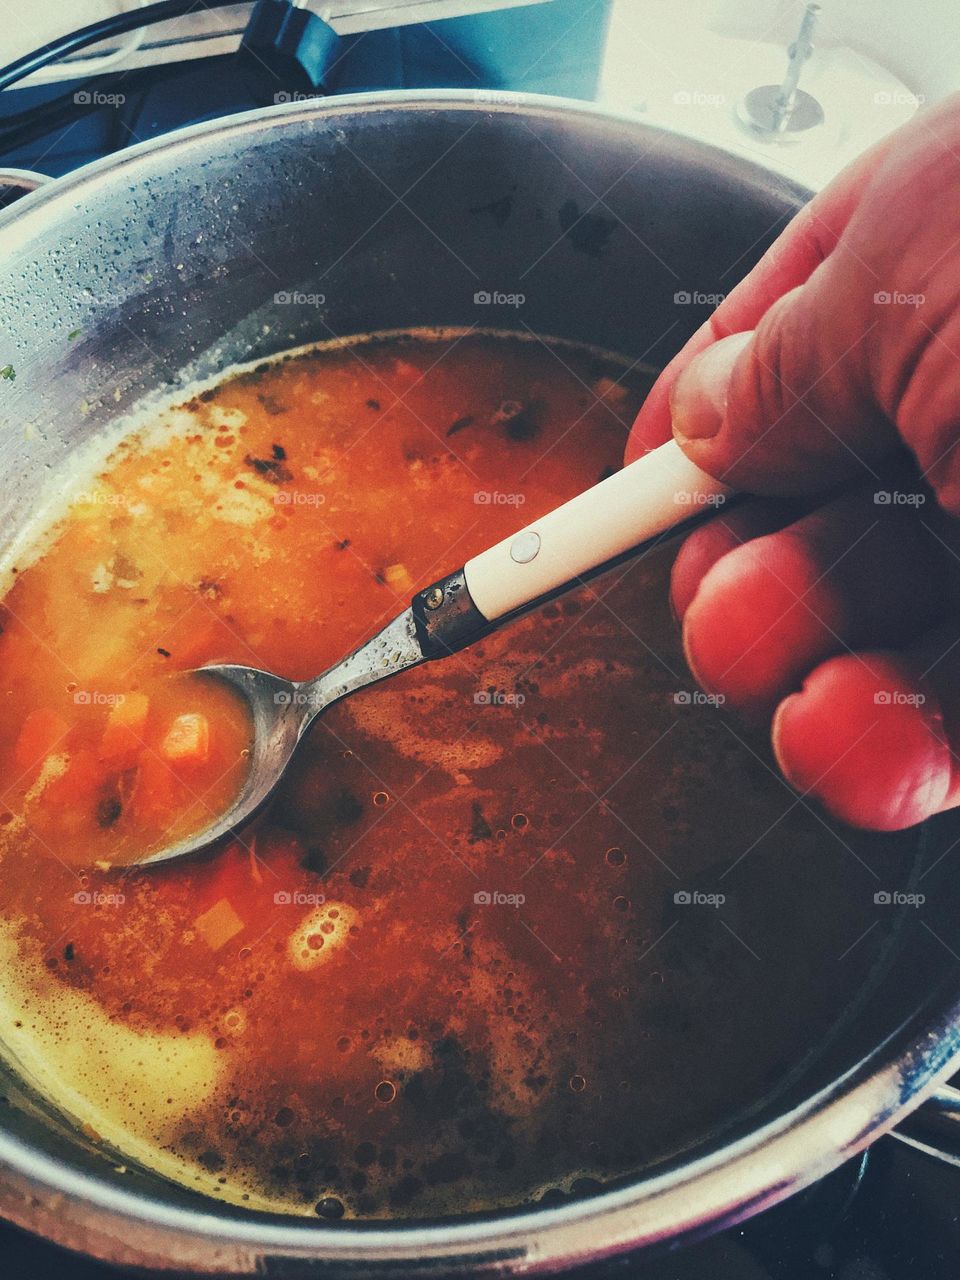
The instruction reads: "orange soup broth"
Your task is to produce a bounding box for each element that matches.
[0,333,908,1220]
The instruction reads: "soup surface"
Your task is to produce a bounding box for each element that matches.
[0,332,913,1219]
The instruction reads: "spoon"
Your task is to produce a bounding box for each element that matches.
[139,440,730,866]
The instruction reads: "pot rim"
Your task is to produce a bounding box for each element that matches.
[0,87,958,1273]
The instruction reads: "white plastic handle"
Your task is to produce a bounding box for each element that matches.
[463,440,730,622]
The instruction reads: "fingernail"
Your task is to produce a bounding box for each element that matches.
[671,331,751,442]
[771,693,802,789]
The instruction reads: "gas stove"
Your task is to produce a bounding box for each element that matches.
[0,0,607,178]
[0,3,957,1277]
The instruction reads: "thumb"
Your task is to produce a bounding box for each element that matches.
[669,280,900,495]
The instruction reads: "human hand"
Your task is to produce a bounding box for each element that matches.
[627,95,960,831]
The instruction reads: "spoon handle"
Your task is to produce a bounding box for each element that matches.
[412,439,730,657]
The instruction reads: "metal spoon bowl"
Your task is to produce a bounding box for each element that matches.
[140,610,425,866]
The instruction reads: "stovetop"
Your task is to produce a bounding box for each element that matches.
[0,2,957,1275]
[0,0,607,179]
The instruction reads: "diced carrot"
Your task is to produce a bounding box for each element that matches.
[160,713,209,765]
[194,896,245,950]
[14,707,71,774]
[98,692,150,767]
[131,750,178,823]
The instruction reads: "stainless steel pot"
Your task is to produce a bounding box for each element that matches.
[0,89,959,1275]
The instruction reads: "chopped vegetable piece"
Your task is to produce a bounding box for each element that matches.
[194,897,245,951]
[382,563,413,592]
[591,375,628,405]
[14,708,70,774]
[90,562,113,593]
[99,693,150,767]
[161,713,210,765]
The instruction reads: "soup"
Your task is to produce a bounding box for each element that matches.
[0,332,911,1219]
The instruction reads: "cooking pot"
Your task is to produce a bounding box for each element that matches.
[0,89,959,1275]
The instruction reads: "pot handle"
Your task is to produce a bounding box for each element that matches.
[890,1084,960,1166]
